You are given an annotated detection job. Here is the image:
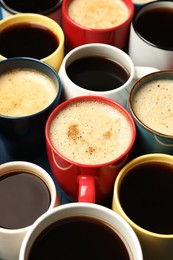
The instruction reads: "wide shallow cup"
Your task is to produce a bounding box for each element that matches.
[0,0,63,24]
[19,203,143,260]
[128,70,173,156]
[62,0,134,51]
[0,13,64,72]
[0,57,62,159]
[59,43,159,107]
[129,1,173,70]
[112,153,173,260]
[45,95,136,203]
[0,161,59,260]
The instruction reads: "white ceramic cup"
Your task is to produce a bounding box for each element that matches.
[59,43,158,107]
[0,161,59,260]
[19,203,143,260]
[128,1,173,70]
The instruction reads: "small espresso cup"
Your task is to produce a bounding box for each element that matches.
[19,203,143,260]
[128,71,173,156]
[0,13,64,72]
[59,43,159,107]
[0,161,59,260]
[62,0,134,51]
[0,0,63,24]
[45,95,136,203]
[112,153,173,260]
[129,1,173,70]
[0,57,62,159]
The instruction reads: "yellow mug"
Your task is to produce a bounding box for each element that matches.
[0,13,64,72]
[112,153,173,259]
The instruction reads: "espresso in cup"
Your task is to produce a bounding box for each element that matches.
[66,56,130,91]
[28,216,131,259]
[68,0,129,29]
[132,78,173,136]
[0,171,51,229]
[0,68,57,117]
[49,99,133,165]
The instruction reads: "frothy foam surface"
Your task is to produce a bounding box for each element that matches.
[132,79,173,135]
[49,100,132,165]
[68,0,129,29]
[0,68,57,117]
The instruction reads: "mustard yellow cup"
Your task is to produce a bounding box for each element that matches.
[112,153,173,260]
[0,13,64,71]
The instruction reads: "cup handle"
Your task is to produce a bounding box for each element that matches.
[78,175,95,203]
[135,66,159,80]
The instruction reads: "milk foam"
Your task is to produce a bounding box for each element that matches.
[49,101,132,165]
[132,79,173,135]
[0,69,57,117]
[68,0,129,29]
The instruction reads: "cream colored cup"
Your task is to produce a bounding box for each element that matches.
[0,13,64,71]
[112,153,173,260]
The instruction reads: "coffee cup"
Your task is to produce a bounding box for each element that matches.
[45,95,136,203]
[0,13,64,72]
[62,0,134,51]
[0,57,62,159]
[59,43,159,107]
[128,70,173,156]
[19,203,143,260]
[0,0,63,25]
[112,153,173,259]
[129,1,173,70]
[0,160,59,260]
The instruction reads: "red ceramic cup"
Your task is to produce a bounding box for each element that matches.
[45,96,136,203]
[62,0,134,51]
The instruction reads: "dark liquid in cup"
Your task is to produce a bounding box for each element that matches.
[0,172,50,229]
[66,56,130,91]
[135,7,173,50]
[29,216,130,259]
[2,0,60,13]
[0,23,59,59]
[119,162,173,234]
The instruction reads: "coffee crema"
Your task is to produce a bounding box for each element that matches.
[66,56,130,91]
[132,79,173,135]
[28,216,131,259]
[0,23,59,59]
[0,68,57,117]
[67,0,129,29]
[0,171,50,229]
[49,100,132,165]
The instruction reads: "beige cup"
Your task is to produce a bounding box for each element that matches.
[0,13,64,71]
[0,161,60,260]
[112,153,173,259]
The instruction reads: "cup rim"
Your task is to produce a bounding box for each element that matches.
[19,202,143,260]
[132,0,173,51]
[0,0,63,15]
[0,56,62,119]
[0,161,58,233]
[113,153,173,238]
[62,0,134,32]
[128,70,173,139]
[45,95,136,168]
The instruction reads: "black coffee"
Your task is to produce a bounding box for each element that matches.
[135,7,173,50]
[0,23,59,59]
[66,56,130,91]
[0,171,50,229]
[28,216,130,260]
[2,0,60,13]
[119,162,173,234]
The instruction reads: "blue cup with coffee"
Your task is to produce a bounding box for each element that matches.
[0,57,62,159]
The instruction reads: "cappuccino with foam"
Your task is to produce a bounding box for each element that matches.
[0,68,57,117]
[68,0,129,29]
[49,100,132,165]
